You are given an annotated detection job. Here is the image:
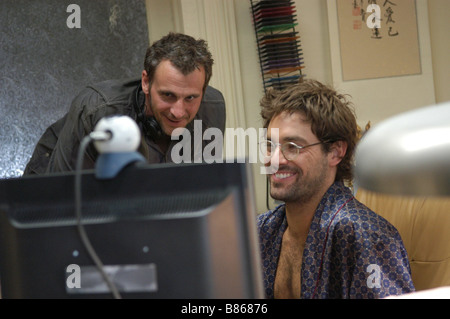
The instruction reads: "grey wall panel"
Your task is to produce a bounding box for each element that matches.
[0,0,149,178]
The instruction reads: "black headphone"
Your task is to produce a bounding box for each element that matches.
[133,84,164,142]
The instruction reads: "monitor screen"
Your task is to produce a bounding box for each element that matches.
[0,162,264,299]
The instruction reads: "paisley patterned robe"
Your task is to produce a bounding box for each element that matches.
[257,182,415,299]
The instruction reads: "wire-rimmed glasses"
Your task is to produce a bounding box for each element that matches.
[259,139,325,161]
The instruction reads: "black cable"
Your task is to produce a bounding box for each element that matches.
[75,134,122,299]
[266,177,271,211]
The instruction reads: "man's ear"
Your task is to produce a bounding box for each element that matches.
[329,140,347,166]
[141,70,150,94]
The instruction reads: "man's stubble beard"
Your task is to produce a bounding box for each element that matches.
[269,157,329,205]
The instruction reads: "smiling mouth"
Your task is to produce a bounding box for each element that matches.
[165,117,185,126]
[273,172,296,180]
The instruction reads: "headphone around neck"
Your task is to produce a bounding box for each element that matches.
[133,84,164,142]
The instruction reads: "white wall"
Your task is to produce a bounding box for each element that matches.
[428,0,450,104]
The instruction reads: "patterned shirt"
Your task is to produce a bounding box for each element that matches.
[257,181,415,299]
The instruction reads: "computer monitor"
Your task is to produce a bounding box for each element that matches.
[0,162,264,299]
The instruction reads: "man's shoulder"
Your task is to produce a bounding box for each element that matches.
[257,204,285,227]
[338,197,403,239]
[84,77,141,102]
[197,85,226,132]
[69,77,140,117]
[203,85,225,102]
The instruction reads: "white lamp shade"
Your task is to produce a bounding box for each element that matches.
[355,101,450,197]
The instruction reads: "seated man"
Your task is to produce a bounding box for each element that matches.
[257,79,415,299]
[23,32,225,175]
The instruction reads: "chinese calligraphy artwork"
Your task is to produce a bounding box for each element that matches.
[336,0,421,81]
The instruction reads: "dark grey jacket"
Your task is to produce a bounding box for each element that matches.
[23,78,226,175]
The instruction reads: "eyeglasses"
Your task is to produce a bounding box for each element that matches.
[259,139,326,161]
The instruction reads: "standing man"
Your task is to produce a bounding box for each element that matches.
[257,79,414,299]
[24,32,225,174]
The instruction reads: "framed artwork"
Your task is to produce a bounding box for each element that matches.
[336,0,421,81]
